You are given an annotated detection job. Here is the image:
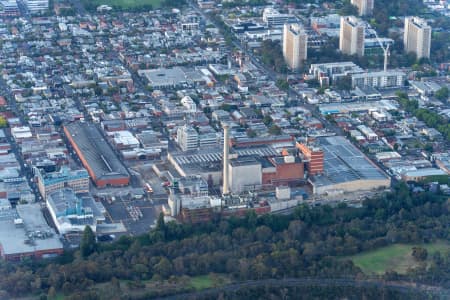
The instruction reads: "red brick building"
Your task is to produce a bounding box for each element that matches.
[262,156,304,186]
[296,142,324,175]
[64,122,130,188]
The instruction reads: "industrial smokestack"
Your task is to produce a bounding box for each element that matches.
[222,124,230,196]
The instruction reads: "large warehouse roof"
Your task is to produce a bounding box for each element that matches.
[171,146,278,167]
[64,122,129,182]
[0,204,62,258]
[310,136,390,193]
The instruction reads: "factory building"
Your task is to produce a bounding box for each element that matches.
[199,132,218,148]
[168,150,224,186]
[0,204,63,261]
[167,176,221,223]
[35,166,89,200]
[261,156,304,186]
[309,136,390,195]
[176,175,209,195]
[175,195,221,223]
[401,168,447,182]
[228,156,262,194]
[138,67,205,89]
[64,122,130,188]
[170,123,302,196]
[296,141,324,175]
[168,145,279,186]
[110,131,140,150]
[177,125,199,151]
[46,189,105,234]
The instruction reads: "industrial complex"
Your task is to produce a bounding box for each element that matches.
[0,203,63,261]
[0,0,448,267]
[309,136,391,195]
[35,166,89,199]
[46,189,105,234]
[161,124,391,222]
[64,122,130,188]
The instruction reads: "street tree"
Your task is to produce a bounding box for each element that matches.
[80,226,97,258]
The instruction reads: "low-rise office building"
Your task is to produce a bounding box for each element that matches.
[35,166,89,199]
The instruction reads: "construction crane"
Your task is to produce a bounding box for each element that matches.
[368,25,390,72]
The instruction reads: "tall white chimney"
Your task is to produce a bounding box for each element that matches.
[222,124,230,196]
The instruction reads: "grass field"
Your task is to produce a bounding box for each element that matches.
[84,0,163,10]
[189,275,215,290]
[349,241,450,275]
[189,274,231,290]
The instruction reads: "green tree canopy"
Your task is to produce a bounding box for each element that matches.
[268,124,282,135]
[260,40,287,73]
[339,1,358,16]
[80,226,97,258]
[0,116,7,128]
[412,247,428,261]
[276,79,289,91]
[435,87,449,101]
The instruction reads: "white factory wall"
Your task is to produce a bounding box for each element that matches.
[312,178,391,195]
[229,163,262,194]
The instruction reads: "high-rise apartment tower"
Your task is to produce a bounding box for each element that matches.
[339,16,365,56]
[283,23,308,70]
[404,17,431,59]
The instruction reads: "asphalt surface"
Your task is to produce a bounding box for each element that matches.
[101,195,162,236]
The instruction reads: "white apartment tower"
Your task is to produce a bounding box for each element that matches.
[351,0,374,16]
[404,17,431,59]
[177,125,199,152]
[283,23,308,70]
[339,16,365,56]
